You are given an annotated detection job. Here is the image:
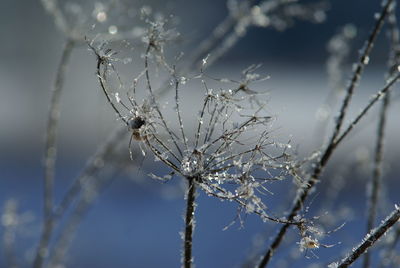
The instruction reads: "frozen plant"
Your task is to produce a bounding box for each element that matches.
[26,0,400,267]
[87,17,308,266]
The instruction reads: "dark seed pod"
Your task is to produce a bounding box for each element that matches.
[129,117,145,130]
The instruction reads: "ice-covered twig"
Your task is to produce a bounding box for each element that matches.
[364,4,400,267]
[330,205,400,268]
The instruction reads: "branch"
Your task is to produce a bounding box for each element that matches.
[333,72,400,147]
[183,178,197,268]
[34,38,75,268]
[328,0,393,144]
[330,205,400,268]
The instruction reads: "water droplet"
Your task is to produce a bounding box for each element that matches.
[115,92,121,103]
[96,11,107,22]
[108,25,118,35]
[362,56,370,65]
[180,76,187,85]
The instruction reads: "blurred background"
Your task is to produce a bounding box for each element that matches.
[1,0,399,267]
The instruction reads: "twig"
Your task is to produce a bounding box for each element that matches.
[256,1,394,266]
[183,178,196,268]
[333,72,400,147]
[315,24,356,144]
[174,74,189,151]
[331,205,400,268]
[34,38,75,268]
[90,44,128,126]
[143,43,183,158]
[328,0,392,145]
[363,3,399,267]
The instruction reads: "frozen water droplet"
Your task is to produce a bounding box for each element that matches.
[115,92,121,103]
[108,25,118,35]
[180,76,187,85]
[202,54,209,66]
[362,56,370,65]
[96,11,107,22]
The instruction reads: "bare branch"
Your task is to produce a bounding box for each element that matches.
[330,205,400,268]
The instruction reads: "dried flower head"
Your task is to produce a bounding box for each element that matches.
[88,20,298,225]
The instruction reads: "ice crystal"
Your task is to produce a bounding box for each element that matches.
[298,236,320,252]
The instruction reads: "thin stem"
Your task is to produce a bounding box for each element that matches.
[34,38,75,268]
[364,5,399,267]
[194,93,209,149]
[183,178,196,268]
[96,56,128,126]
[333,72,400,147]
[329,0,393,145]
[175,77,188,151]
[256,1,394,266]
[144,45,183,157]
[43,38,74,221]
[363,87,388,268]
[315,24,355,145]
[144,136,181,172]
[334,206,400,268]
